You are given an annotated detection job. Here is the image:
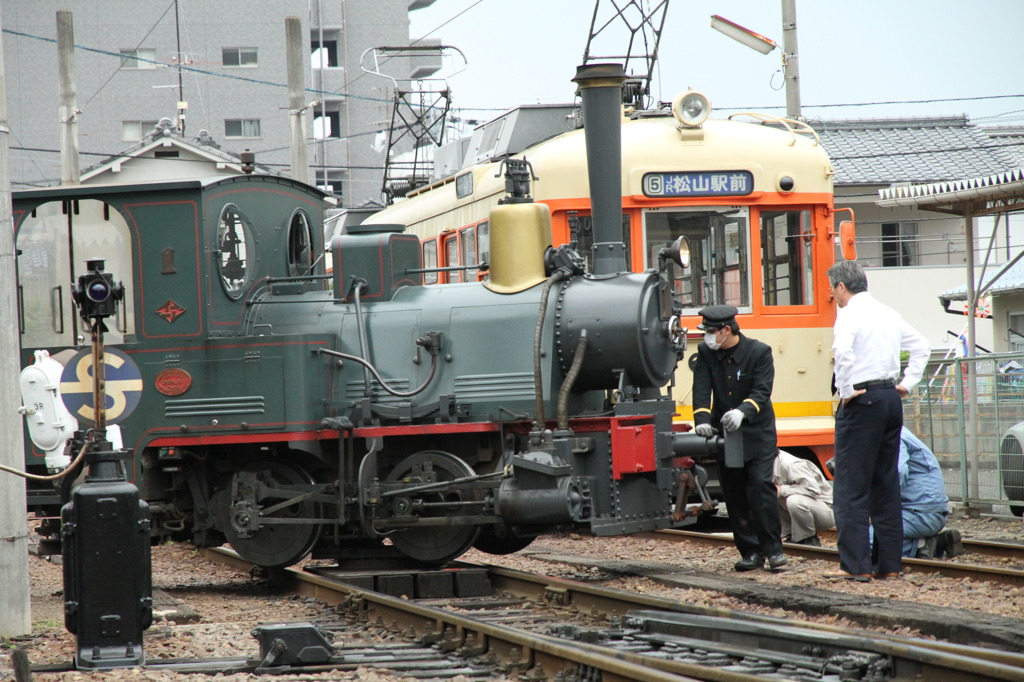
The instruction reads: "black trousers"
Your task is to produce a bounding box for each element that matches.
[833,385,904,575]
[720,448,783,558]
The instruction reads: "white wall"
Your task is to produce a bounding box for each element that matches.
[866,265,993,353]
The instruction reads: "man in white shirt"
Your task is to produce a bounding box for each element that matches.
[826,261,930,582]
[773,450,834,546]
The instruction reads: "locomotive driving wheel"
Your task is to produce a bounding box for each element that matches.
[384,450,481,565]
[219,460,322,568]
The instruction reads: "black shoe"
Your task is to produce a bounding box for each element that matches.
[794,535,821,547]
[937,529,965,558]
[767,553,788,570]
[734,554,765,572]
[917,535,938,559]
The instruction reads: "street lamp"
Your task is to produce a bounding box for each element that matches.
[709,15,777,55]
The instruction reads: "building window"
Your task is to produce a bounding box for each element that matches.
[225,119,261,139]
[882,221,919,267]
[120,48,157,69]
[311,39,339,68]
[222,47,258,67]
[1010,313,1024,353]
[314,170,343,196]
[122,120,160,142]
[313,110,340,139]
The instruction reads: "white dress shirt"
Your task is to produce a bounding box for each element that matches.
[832,291,930,399]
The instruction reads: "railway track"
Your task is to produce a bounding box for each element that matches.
[641,529,1024,586]
[186,547,1024,681]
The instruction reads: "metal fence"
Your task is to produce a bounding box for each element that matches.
[903,352,1024,517]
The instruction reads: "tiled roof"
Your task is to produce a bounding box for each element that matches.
[811,116,1021,185]
[939,257,1024,301]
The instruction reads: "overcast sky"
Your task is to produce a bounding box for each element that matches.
[409,0,1024,128]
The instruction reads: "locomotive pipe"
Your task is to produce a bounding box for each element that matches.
[557,330,589,431]
[315,334,440,398]
[572,63,628,275]
[348,278,373,392]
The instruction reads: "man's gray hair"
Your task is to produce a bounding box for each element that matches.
[826,260,868,294]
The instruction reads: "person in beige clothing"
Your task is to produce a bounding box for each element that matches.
[773,450,835,546]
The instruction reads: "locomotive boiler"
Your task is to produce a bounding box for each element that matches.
[17,64,722,568]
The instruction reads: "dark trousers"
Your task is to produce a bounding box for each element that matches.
[833,386,903,575]
[720,449,783,558]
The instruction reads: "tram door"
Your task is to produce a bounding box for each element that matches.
[16,199,135,350]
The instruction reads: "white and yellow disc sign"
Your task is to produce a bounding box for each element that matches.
[59,347,143,426]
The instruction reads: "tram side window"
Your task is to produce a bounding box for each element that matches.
[460,225,477,278]
[444,234,461,283]
[477,222,490,281]
[422,240,438,285]
[568,212,631,272]
[645,209,749,310]
[761,210,813,306]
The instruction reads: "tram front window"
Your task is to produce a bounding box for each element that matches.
[644,208,749,311]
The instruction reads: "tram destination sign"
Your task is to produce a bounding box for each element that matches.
[643,170,754,197]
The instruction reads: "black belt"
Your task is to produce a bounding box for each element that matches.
[853,379,895,390]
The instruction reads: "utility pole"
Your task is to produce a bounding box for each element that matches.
[781,0,802,119]
[57,9,80,185]
[0,2,33,638]
[286,16,309,183]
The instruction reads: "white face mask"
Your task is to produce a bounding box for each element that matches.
[704,331,722,350]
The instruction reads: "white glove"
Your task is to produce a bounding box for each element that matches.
[694,423,715,438]
[721,409,745,432]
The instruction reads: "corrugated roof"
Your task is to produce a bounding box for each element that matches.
[811,116,1021,185]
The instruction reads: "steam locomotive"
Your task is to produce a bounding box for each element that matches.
[17,65,723,568]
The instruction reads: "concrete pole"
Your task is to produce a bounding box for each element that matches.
[57,9,80,185]
[780,0,802,119]
[286,16,309,183]
[0,4,33,638]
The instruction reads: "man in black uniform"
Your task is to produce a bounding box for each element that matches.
[691,305,786,571]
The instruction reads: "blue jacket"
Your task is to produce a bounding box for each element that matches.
[898,428,949,513]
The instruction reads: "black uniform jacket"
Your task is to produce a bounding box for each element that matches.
[691,333,777,461]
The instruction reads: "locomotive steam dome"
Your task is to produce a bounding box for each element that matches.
[555,272,677,391]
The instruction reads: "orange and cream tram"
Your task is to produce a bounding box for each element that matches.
[364,92,855,471]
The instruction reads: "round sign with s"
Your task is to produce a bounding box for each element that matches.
[59,347,143,426]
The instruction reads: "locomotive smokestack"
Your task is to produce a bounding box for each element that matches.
[572,63,628,275]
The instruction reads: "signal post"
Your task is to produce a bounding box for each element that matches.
[61,259,152,669]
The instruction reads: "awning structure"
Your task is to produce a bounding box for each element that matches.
[877,167,1024,215]
[877,167,1024,506]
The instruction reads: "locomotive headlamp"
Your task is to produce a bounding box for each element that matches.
[672,91,711,127]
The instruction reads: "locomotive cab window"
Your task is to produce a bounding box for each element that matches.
[762,210,814,306]
[644,207,749,312]
[16,199,135,348]
[217,204,253,299]
[286,209,314,276]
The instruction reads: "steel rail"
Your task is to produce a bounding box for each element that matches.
[642,529,1024,585]
[201,547,1024,681]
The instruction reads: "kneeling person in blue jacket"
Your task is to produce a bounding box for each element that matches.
[898,428,964,559]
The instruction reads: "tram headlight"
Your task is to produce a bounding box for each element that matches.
[672,91,711,127]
